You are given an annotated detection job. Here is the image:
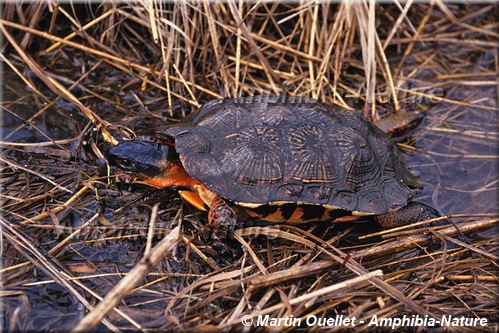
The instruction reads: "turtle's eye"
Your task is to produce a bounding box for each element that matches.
[126,158,145,173]
[112,157,136,173]
[119,158,131,168]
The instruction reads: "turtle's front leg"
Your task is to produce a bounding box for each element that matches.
[208,196,239,239]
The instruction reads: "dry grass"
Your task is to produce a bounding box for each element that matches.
[1,1,498,332]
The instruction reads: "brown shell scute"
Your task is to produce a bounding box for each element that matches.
[286,124,339,183]
[164,97,421,215]
[216,126,284,184]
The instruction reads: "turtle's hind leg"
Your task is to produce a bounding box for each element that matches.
[375,202,441,229]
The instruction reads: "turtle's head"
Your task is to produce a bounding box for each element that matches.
[108,140,185,188]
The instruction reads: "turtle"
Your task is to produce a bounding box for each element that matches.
[107,95,440,239]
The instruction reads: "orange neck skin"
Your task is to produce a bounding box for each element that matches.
[139,161,213,212]
[140,160,201,189]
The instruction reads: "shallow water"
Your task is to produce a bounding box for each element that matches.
[407,79,498,218]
